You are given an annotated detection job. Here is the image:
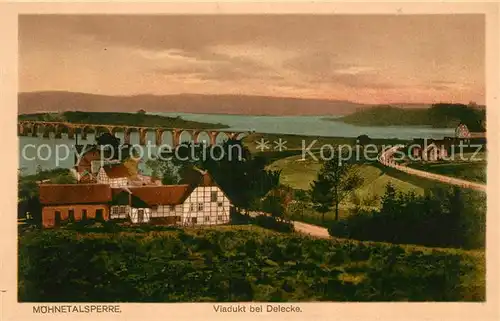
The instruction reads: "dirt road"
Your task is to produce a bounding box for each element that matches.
[292,221,330,238]
[247,210,331,238]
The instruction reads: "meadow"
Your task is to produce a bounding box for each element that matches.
[408,161,487,184]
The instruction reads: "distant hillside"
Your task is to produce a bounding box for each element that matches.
[18,91,370,116]
[18,111,228,129]
[335,104,486,131]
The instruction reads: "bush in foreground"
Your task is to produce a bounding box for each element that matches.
[231,211,294,233]
[19,226,484,302]
[329,185,486,249]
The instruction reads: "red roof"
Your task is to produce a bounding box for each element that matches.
[112,185,193,206]
[180,167,217,187]
[199,171,216,187]
[103,164,131,178]
[39,184,112,205]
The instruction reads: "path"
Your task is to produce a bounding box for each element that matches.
[292,221,330,238]
[379,145,486,192]
[247,210,331,238]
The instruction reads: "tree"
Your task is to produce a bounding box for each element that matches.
[123,158,140,179]
[380,183,398,215]
[309,171,334,223]
[286,189,310,220]
[96,132,122,160]
[329,185,486,249]
[261,194,286,221]
[145,159,181,185]
[310,157,364,222]
[287,199,308,221]
[356,134,371,146]
[49,172,77,184]
[42,112,65,122]
[328,159,363,221]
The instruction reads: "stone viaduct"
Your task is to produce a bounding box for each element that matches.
[18,121,248,147]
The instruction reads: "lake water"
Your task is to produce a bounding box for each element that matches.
[19,113,454,175]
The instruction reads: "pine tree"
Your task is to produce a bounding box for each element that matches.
[314,158,364,221]
[309,170,334,223]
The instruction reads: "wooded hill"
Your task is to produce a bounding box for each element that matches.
[18,111,228,129]
[336,103,486,131]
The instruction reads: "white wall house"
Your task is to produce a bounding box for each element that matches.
[97,166,129,188]
[423,143,448,161]
[148,185,231,225]
[110,205,152,224]
[109,171,232,226]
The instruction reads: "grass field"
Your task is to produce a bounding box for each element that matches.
[267,154,427,201]
[19,225,485,302]
[408,161,487,184]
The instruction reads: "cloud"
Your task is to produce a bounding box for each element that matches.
[334,66,376,75]
[18,14,485,103]
[424,80,472,91]
[144,44,292,87]
[135,49,197,61]
[280,50,400,89]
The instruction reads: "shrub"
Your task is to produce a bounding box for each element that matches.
[230,211,294,233]
[329,185,486,249]
[18,227,484,302]
[254,215,294,233]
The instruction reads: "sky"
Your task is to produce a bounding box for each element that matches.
[19,14,485,104]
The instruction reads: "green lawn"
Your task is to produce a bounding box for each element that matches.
[268,154,426,203]
[408,161,487,184]
[267,155,323,190]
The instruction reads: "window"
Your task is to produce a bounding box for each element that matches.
[119,206,126,214]
[198,203,204,211]
[170,205,176,211]
[176,216,181,222]
[68,209,75,222]
[204,216,210,222]
[210,191,218,202]
[189,203,195,212]
[96,209,104,221]
[112,207,119,215]
[218,202,223,207]
[191,217,197,224]
[82,209,87,221]
[218,215,223,221]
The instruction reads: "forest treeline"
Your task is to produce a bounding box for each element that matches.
[18,111,228,129]
[337,103,486,131]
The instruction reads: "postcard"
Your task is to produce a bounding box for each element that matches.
[0,2,498,321]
